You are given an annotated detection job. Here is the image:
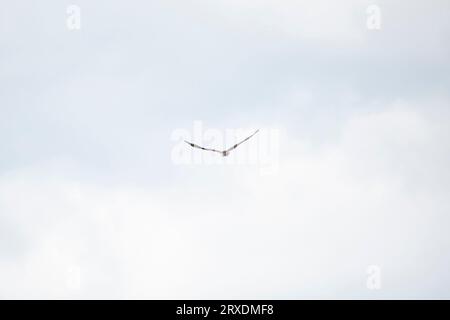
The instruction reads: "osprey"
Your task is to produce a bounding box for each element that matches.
[184,129,259,157]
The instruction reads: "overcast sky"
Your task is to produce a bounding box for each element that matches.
[1,0,450,299]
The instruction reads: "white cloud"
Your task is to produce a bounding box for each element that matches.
[1,0,449,299]
[192,0,365,44]
[1,98,449,298]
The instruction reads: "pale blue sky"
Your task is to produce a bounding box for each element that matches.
[1,0,450,298]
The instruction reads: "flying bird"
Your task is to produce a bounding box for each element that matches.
[184,129,259,157]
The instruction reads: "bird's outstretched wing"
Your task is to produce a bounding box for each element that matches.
[226,129,259,152]
[184,140,222,154]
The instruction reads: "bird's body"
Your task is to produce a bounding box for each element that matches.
[184,129,259,157]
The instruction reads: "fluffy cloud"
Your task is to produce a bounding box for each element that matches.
[1,97,449,298]
[1,0,449,299]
